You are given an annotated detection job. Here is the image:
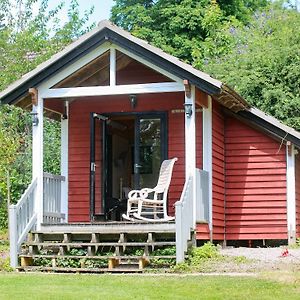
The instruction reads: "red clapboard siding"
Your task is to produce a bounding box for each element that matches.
[296,155,300,237]
[196,223,210,240]
[224,117,288,240]
[68,92,203,222]
[212,102,225,240]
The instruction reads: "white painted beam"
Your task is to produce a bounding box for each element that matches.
[41,82,184,99]
[110,47,116,86]
[60,101,69,222]
[184,85,196,226]
[202,96,213,241]
[32,94,44,230]
[286,143,296,244]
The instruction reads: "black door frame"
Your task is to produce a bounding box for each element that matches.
[90,111,168,221]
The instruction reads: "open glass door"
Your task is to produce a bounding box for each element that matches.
[90,112,167,221]
[90,112,108,221]
[134,115,167,189]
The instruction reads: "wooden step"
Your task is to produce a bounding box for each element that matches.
[24,241,175,247]
[19,254,176,260]
[17,266,143,273]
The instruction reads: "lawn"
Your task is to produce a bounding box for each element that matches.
[0,273,299,300]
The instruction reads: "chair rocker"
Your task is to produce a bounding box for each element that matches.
[122,157,178,222]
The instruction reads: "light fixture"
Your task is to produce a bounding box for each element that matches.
[184,103,193,118]
[129,94,137,108]
[31,106,39,126]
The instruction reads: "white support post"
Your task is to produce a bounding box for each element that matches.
[184,85,196,226]
[61,101,69,222]
[110,47,116,86]
[32,94,44,230]
[9,206,18,268]
[286,143,296,244]
[202,96,213,241]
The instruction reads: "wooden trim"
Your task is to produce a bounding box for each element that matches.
[110,47,116,86]
[29,88,38,106]
[195,88,208,108]
[41,82,184,99]
[286,143,296,244]
[183,80,191,98]
[61,107,69,222]
[202,96,213,240]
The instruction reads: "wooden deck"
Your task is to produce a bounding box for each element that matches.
[40,221,176,234]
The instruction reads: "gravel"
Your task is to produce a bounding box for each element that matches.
[220,247,300,263]
[217,247,300,273]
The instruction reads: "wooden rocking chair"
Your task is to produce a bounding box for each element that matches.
[122,157,178,222]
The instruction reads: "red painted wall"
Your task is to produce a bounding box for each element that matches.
[224,117,287,240]
[212,103,226,241]
[296,154,300,237]
[68,93,203,222]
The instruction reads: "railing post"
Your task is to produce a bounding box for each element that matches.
[175,201,184,263]
[9,205,18,268]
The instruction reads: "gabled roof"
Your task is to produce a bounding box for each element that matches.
[238,108,300,148]
[0,20,300,148]
[0,20,247,111]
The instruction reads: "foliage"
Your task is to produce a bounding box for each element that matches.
[111,0,268,66]
[0,0,94,228]
[0,0,94,91]
[189,242,220,263]
[203,4,300,130]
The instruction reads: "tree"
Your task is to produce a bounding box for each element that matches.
[111,0,268,65]
[203,5,300,130]
[0,0,94,228]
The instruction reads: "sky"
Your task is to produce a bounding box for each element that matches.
[36,0,115,26]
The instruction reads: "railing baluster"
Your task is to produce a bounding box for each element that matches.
[43,173,65,224]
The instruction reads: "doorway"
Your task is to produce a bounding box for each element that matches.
[90,112,167,221]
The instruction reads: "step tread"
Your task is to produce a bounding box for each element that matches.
[19,254,176,260]
[17,266,143,273]
[24,241,176,247]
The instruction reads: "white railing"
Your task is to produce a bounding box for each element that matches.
[196,169,209,222]
[9,178,38,267]
[43,172,65,224]
[175,176,194,263]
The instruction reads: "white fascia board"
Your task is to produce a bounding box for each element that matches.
[114,45,183,84]
[38,42,111,92]
[41,82,184,99]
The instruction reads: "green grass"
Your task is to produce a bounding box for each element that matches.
[0,274,299,300]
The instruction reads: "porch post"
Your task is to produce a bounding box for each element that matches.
[184,84,196,225]
[286,142,296,244]
[110,47,116,86]
[202,96,213,241]
[32,91,44,230]
[61,101,69,222]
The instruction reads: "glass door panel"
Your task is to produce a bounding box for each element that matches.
[134,117,166,189]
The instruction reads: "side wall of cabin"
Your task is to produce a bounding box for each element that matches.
[224,117,288,240]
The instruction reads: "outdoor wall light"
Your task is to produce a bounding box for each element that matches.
[31,108,39,126]
[184,103,193,118]
[129,94,137,108]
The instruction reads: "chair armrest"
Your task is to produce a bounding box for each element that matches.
[128,188,155,200]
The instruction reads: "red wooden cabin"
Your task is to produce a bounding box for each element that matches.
[1,21,300,266]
